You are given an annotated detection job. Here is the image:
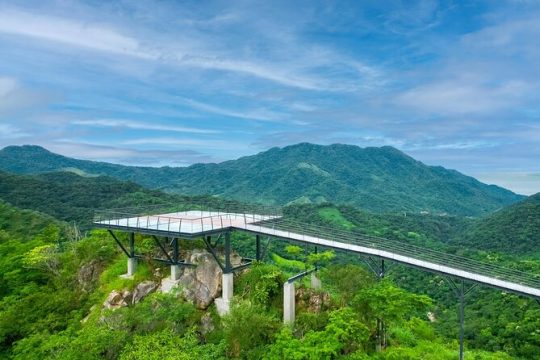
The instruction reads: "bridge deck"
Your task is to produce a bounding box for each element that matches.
[94,210,540,299]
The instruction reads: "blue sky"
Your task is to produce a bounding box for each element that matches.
[0,0,539,194]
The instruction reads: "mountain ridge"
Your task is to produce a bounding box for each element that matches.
[0,143,524,216]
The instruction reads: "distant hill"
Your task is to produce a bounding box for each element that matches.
[453,193,540,255]
[0,143,524,216]
[0,171,175,227]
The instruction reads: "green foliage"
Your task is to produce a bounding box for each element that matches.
[0,169,534,359]
[353,280,433,328]
[235,263,285,308]
[271,252,306,272]
[265,307,370,359]
[318,207,356,230]
[0,170,176,228]
[454,193,540,254]
[321,264,375,305]
[222,300,281,358]
[103,293,199,335]
[119,328,226,360]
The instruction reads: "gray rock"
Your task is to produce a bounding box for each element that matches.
[103,290,128,310]
[132,280,158,304]
[178,249,223,309]
[77,260,102,292]
[200,312,215,335]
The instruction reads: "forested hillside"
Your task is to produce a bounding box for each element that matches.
[1,199,529,359]
[0,144,524,216]
[0,171,177,228]
[0,169,539,358]
[453,193,540,255]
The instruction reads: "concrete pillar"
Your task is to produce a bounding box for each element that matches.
[283,281,295,324]
[127,257,137,276]
[222,273,234,300]
[170,265,181,281]
[311,273,321,289]
[215,273,234,316]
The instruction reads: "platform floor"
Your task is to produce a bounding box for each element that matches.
[96,210,277,234]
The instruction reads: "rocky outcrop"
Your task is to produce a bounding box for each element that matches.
[77,260,103,292]
[102,280,157,310]
[296,287,331,313]
[103,249,241,311]
[103,290,129,310]
[200,313,215,335]
[132,280,158,304]
[168,249,242,309]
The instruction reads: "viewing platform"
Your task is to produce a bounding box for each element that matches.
[94,201,540,299]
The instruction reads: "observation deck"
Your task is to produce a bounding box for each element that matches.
[94,202,540,299]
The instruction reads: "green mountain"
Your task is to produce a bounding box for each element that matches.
[0,171,175,227]
[0,143,524,216]
[453,193,540,255]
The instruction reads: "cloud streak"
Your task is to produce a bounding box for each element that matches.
[72,119,220,134]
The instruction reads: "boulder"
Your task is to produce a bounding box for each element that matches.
[296,287,331,313]
[169,249,243,309]
[77,260,102,292]
[200,313,215,335]
[178,249,223,309]
[103,290,128,310]
[132,280,158,304]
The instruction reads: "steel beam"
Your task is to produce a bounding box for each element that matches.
[151,235,174,264]
[107,230,130,257]
[129,232,135,257]
[224,231,232,273]
[256,234,261,261]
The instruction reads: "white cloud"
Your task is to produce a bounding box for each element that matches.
[45,140,218,166]
[0,9,148,58]
[72,119,219,134]
[0,124,29,139]
[178,97,285,122]
[122,137,246,149]
[0,7,382,92]
[0,77,18,97]
[395,79,532,115]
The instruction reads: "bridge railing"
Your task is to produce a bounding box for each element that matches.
[93,204,540,291]
[246,217,540,290]
[93,200,282,224]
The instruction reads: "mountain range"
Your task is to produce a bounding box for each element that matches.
[0,143,525,216]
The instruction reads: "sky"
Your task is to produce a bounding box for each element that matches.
[0,0,539,195]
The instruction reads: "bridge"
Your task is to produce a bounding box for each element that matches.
[94,201,540,358]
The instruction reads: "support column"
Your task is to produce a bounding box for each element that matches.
[222,273,234,300]
[216,273,234,316]
[224,232,232,272]
[127,257,137,277]
[170,265,181,281]
[170,237,181,281]
[459,281,465,360]
[121,233,136,278]
[283,281,295,324]
[216,232,234,316]
[310,272,321,289]
[256,234,261,261]
[445,278,476,360]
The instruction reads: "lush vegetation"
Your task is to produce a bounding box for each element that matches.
[0,144,523,216]
[0,167,538,359]
[453,193,540,255]
[0,201,522,359]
